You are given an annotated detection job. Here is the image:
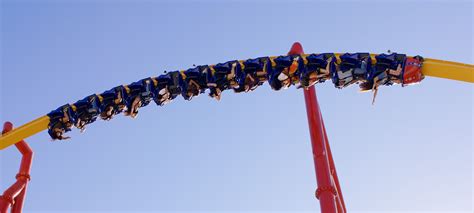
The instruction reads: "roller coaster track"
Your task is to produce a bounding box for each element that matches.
[0,54,472,151]
[0,44,472,213]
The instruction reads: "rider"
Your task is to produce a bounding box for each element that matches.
[362,53,408,104]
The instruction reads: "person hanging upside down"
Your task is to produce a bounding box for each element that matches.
[361,53,408,103]
[388,64,403,84]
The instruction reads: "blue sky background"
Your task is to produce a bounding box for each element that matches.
[1,0,472,212]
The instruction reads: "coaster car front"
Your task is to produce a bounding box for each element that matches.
[47,104,75,140]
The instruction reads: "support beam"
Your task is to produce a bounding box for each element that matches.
[0,122,34,213]
[303,86,338,213]
[288,42,341,213]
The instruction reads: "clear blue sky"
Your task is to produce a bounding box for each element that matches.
[1,0,472,212]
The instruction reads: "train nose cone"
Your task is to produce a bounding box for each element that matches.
[288,42,304,55]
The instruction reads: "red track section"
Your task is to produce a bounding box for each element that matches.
[0,122,33,213]
[288,42,346,213]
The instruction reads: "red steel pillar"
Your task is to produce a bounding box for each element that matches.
[322,121,346,213]
[0,122,33,213]
[288,42,345,213]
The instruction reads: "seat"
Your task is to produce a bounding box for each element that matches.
[166,71,183,98]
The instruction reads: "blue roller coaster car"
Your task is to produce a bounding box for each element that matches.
[269,55,296,91]
[212,61,241,93]
[121,79,154,117]
[70,95,101,131]
[334,53,371,88]
[179,66,208,100]
[47,104,74,140]
[235,58,267,92]
[97,86,125,120]
[300,53,336,88]
[374,53,406,85]
[153,71,182,106]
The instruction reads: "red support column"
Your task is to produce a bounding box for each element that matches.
[0,122,33,213]
[288,42,344,213]
[303,86,337,213]
[322,121,346,213]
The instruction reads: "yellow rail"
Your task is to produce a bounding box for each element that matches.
[0,116,49,150]
[423,59,473,83]
[0,57,472,150]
